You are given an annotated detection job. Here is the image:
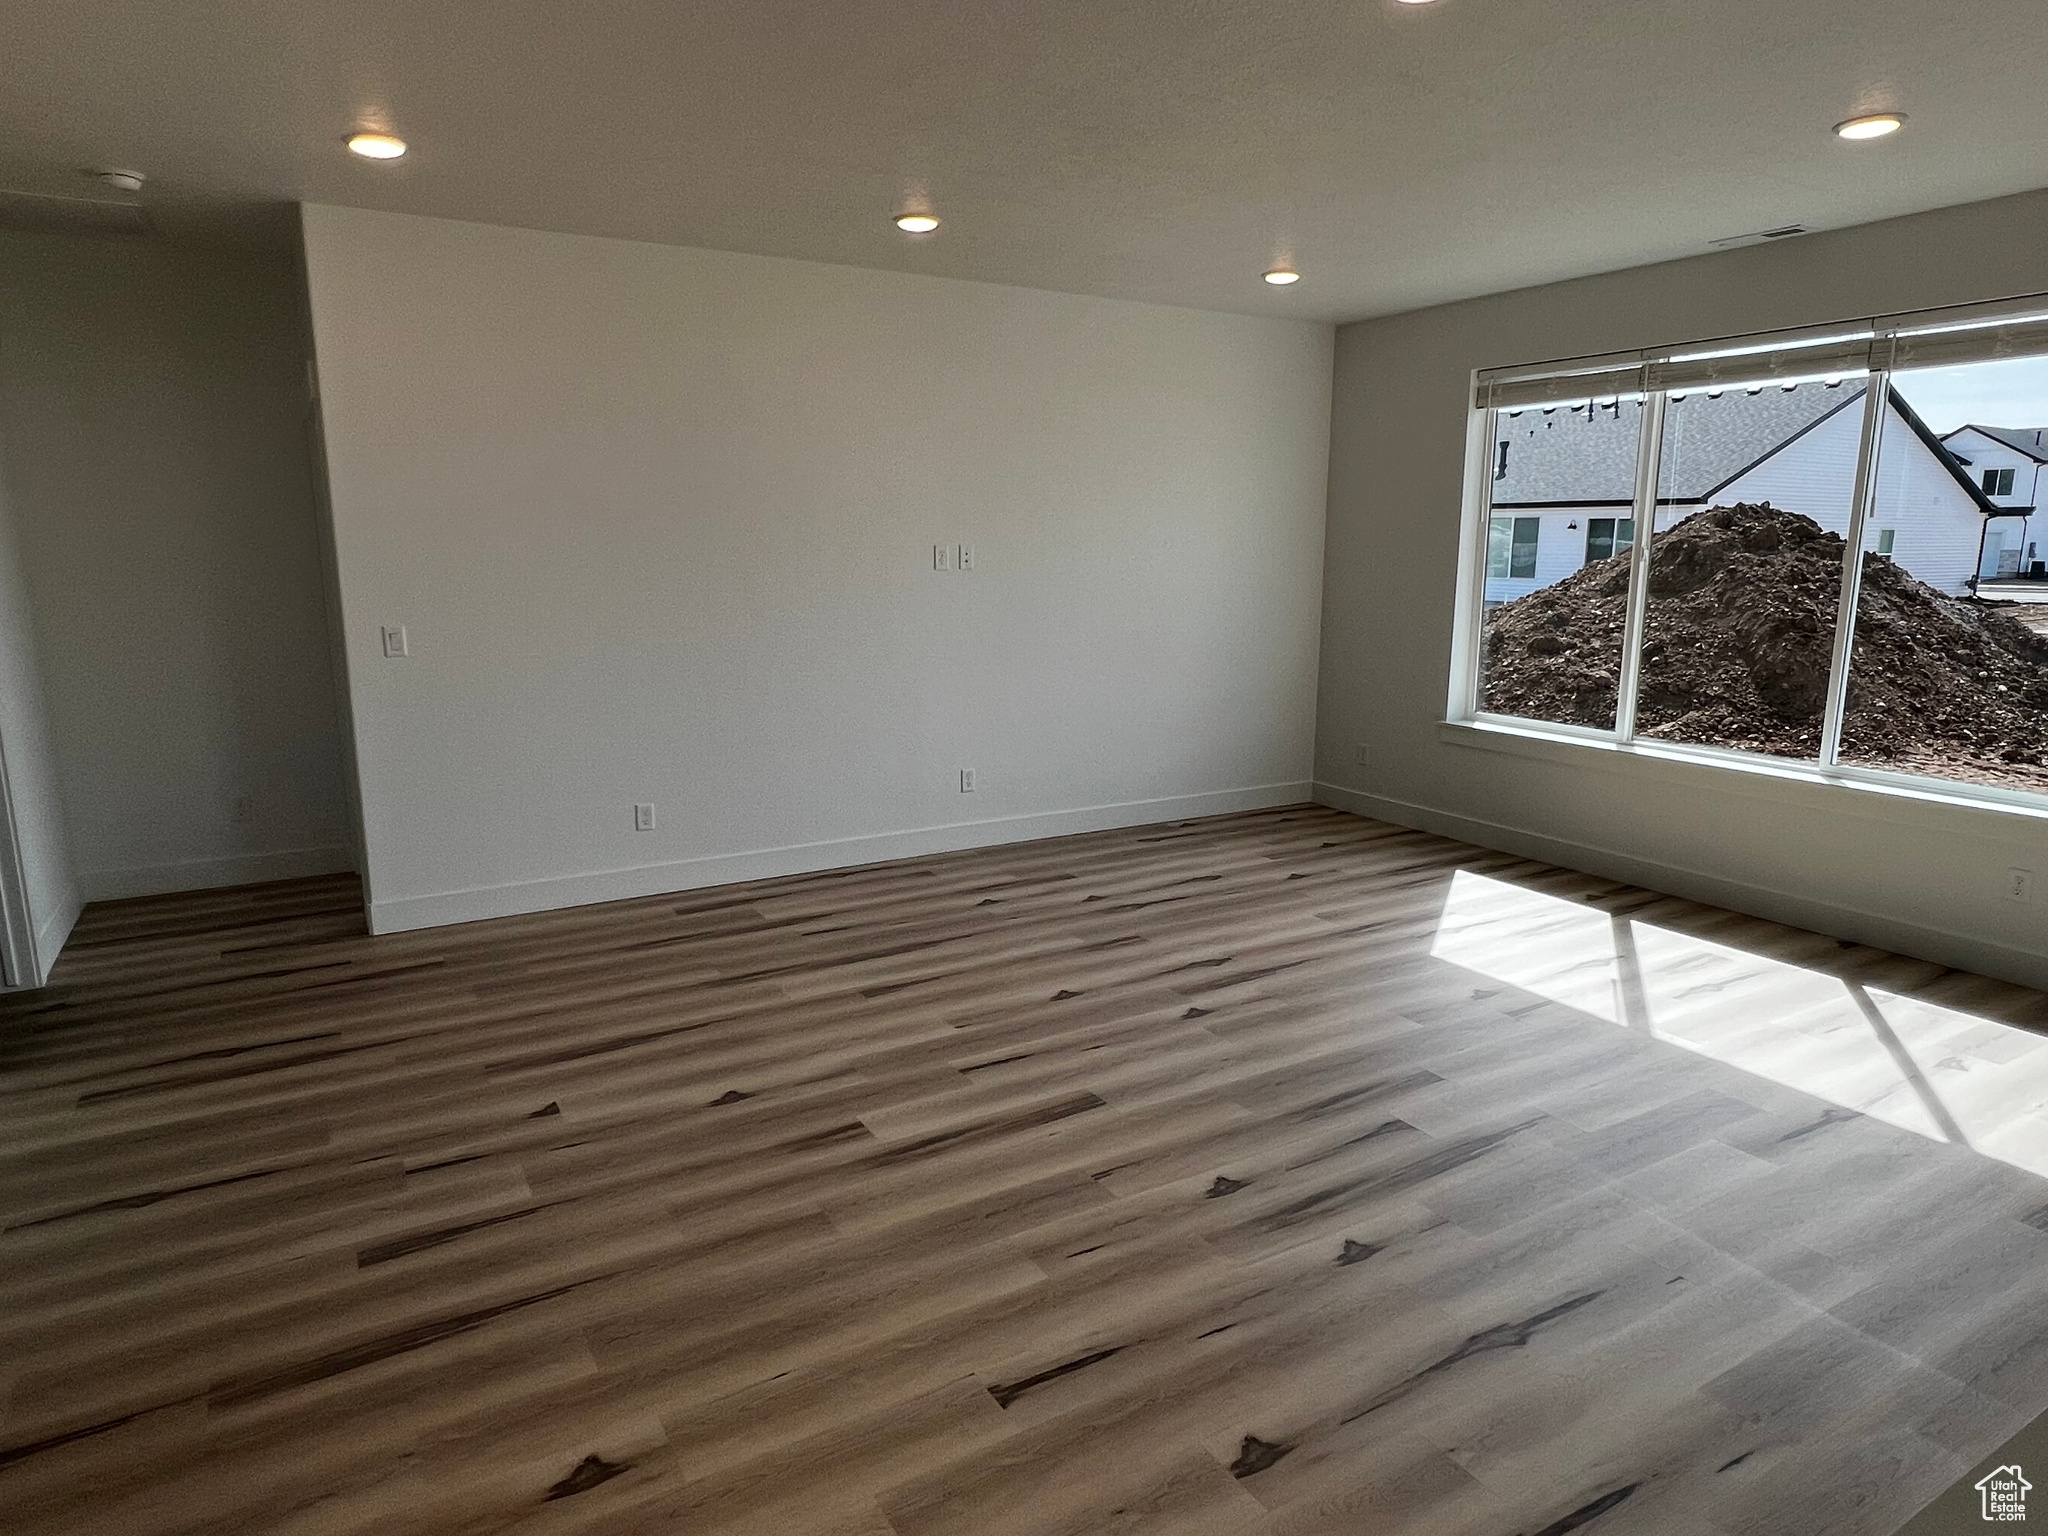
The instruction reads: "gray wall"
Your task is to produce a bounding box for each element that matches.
[0,230,351,901]
[301,205,1333,932]
[1316,187,2048,989]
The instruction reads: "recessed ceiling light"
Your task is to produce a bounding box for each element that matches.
[895,213,940,233]
[90,169,145,193]
[346,132,408,160]
[1834,113,1904,141]
[1264,268,1301,286]
[1393,0,1440,5]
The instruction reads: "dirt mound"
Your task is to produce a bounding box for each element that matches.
[1481,502,2048,789]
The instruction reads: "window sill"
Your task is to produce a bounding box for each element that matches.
[1438,716,2048,830]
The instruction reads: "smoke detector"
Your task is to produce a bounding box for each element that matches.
[90,169,145,193]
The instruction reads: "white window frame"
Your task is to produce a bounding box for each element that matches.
[1445,290,2048,821]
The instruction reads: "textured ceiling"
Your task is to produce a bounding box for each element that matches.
[4,0,2046,322]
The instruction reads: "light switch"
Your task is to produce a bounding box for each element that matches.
[381,624,409,658]
[933,543,951,571]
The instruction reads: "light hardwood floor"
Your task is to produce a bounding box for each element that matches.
[4,805,2047,1535]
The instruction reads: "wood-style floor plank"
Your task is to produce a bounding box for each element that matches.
[3,805,2044,1534]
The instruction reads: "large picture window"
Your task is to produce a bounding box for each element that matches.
[1456,299,2048,807]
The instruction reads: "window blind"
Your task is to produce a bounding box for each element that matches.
[1475,362,1644,411]
[1473,292,2048,410]
[1887,312,2048,371]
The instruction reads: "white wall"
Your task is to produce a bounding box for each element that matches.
[1723,400,1985,595]
[0,230,352,902]
[1713,393,1861,532]
[1318,187,2048,990]
[300,205,1331,933]
[0,449,78,985]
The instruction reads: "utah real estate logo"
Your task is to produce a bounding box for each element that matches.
[1978,1464,2031,1522]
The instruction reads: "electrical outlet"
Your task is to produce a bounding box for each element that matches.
[634,803,656,832]
[381,624,409,658]
[2005,866,2033,903]
[933,543,952,571]
[957,543,976,571]
[1353,743,1369,768]
[959,768,977,793]
[231,794,253,825]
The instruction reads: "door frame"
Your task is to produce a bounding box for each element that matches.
[0,726,41,988]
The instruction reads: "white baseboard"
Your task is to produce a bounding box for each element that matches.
[31,879,82,983]
[1313,779,2048,993]
[369,782,1314,934]
[0,879,82,992]
[81,844,357,904]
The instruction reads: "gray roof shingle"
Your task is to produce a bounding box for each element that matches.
[1491,382,1863,506]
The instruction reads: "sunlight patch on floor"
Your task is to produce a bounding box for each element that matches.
[1430,869,2048,1175]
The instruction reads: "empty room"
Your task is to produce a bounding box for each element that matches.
[5,2,2048,1533]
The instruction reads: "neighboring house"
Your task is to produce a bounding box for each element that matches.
[1941,423,2048,577]
[1485,382,2013,605]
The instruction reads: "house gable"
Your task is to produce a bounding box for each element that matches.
[1948,424,2048,464]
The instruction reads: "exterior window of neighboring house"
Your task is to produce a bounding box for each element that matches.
[1487,516,1539,579]
[1510,517,1539,578]
[1461,307,2048,807]
[1585,517,1634,562]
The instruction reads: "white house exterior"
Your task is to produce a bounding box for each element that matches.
[1485,383,2011,605]
[1941,424,2048,577]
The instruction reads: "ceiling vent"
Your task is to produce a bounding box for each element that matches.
[1708,224,1809,250]
[0,188,154,240]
